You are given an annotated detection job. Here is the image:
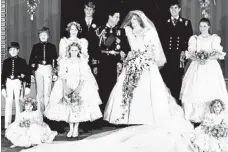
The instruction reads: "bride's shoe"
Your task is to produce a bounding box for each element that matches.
[67,129,73,138]
[72,127,79,138]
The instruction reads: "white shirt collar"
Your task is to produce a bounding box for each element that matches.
[171,16,179,20]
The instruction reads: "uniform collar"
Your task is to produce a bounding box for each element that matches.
[10,56,18,59]
[106,23,115,29]
[40,41,48,44]
[171,16,180,21]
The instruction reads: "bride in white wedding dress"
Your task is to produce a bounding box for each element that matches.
[20,10,196,152]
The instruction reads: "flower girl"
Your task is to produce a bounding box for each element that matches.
[44,40,102,138]
[191,99,228,152]
[5,97,57,148]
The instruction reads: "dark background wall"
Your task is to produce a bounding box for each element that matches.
[60,0,171,38]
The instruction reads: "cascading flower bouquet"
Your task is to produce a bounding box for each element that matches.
[115,44,155,122]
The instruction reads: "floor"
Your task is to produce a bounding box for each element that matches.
[1,116,124,152]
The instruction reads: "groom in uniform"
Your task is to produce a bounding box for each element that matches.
[160,1,193,105]
[96,6,130,113]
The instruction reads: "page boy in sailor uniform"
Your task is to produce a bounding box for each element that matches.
[1,42,31,129]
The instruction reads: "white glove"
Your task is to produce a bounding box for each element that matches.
[52,75,58,82]
[1,89,7,97]
[25,87,30,95]
[93,67,98,75]
[120,51,126,60]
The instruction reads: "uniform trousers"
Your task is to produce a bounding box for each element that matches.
[4,78,22,128]
[35,64,52,113]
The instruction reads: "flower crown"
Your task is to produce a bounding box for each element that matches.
[209,99,226,113]
[66,21,82,32]
[21,97,38,111]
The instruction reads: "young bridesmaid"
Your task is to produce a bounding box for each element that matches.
[45,40,102,138]
[191,99,228,152]
[5,97,57,148]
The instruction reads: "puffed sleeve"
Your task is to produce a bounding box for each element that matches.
[212,34,223,52]
[211,34,226,60]
[79,38,89,61]
[186,35,197,59]
[59,37,68,59]
[58,58,68,78]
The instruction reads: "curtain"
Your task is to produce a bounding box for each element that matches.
[6,0,61,62]
[181,0,228,78]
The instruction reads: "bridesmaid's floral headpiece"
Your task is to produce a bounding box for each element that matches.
[21,97,38,111]
[66,21,82,33]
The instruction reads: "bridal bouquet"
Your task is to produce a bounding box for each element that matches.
[115,48,154,122]
[19,119,31,128]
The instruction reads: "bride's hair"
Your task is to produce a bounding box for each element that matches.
[123,13,145,29]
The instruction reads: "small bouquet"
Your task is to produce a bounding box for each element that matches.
[19,119,31,128]
[60,89,82,113]
[187,50,209,65]
[203,120,228,139]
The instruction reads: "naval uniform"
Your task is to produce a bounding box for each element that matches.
[161,16,193,104]
[96,24,130,112]
[1,56,31,128]
[29,42,58,113]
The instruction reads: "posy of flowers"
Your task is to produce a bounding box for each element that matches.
[19,119,31,128]
[186,50,225,65]
[115,47,154,122]
[202,119,228,139]
[60,89,83,113]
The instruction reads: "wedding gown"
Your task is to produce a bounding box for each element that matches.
[20,10,196,152]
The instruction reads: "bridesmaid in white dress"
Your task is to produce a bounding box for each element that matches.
[180,18,228,123]
[45,22,102,138]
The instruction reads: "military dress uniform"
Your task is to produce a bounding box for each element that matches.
[161,16,193,104]
[96,24,130,112]
[29,42,57,113]
[1,56,31,128]
[78,17,100,75]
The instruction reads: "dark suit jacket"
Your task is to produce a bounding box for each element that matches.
[78,17,101,67]
[29,42,58,71]
[1,56,31,89]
